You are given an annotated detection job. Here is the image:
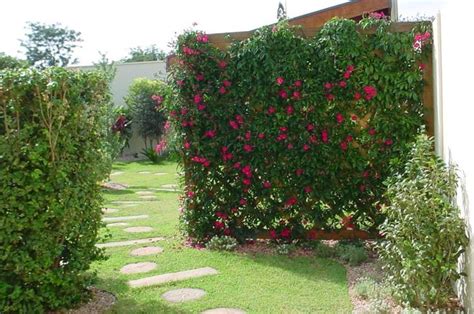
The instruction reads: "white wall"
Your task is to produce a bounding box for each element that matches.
[71,61,167,159]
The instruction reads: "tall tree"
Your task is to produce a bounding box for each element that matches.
[20,22,82,68]
[121,45,166,63]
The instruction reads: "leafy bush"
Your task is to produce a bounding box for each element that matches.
[167,17,431,242]
[206,235,238,251]
[335,243,368,265]
[377,134,468,308]
[0,67,110,312]
[125,78,170,148]
[0,53,28,70]
[311,241,336,258]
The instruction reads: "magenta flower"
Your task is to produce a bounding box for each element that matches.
[218,60,227,68]
[263,181,271,189]
[196,73,204,81]
[285,197,297,207]
[363,85,377,101]
[295,169,304,176]
[197,104,206,111]
[340,141,348,150]
[304,186,313,193]
[243,144,253,152]
[229,120,239,129]
[321,130,329,143]
[204,130,216,138]
[324,82,332,89]
[294,80,302,87]
[279,90,288,99]
[193,94,202,104]
[286,105,294,115]
[303,144,310,151]
[276,77,284,85]
[258,133,265,139]
[219,86,226,94]
[336,113,344,124]
[267,106,276,115]
[339,81,347,88]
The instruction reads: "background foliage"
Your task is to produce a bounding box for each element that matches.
[0,67,110,312]
[377,134,468,309]
[167,17,432,243]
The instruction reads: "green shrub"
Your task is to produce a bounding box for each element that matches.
[311,241,336,258]
[377,134,468,308]
[168,17,432,242]
[125,78,170,149]
[335,243,368,265]
[0,67,110,312]
[206,235,238,251]
[354,277,378,299]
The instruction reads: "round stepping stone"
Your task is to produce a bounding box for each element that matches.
[120,262,157,274]
[110,171,124,176]
[139,195,157,200]
[102,208,118,214]
[106,222,129,227]
[161,184,178,188]
[130,246,163,256]
[138,171,151,174]
[202,309,247,314]
[162,288,206,303]
[154,172,168,176]
[124,226,154,233]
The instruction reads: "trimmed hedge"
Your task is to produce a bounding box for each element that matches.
[0,67,110,312]
[167,17,432,243]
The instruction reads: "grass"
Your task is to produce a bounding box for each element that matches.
[93,160,352,313]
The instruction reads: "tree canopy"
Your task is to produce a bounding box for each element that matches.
[121,45,166,63]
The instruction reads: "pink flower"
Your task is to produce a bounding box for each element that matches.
[180,107,188,115]
[294,80,302,87]
[384,138,393,146]
[214,221,225,229]
[279,90,288,99]
[326,94,335,101]
[243,144,253,152]
[276,133,288,141]
[303,144,310,151]
[343,71,351,79]
[324,82,332,89]
[346,64,355,72]
[193,94,202,104]
[219,86,227,94]
[354,92,362,101]
[287,143,293,150]
[258,133,265,139]
[280,228,291,238]
[292,91,301,100]
[351,114,358,121]
[152,94,164,105]
[218,60,227,69]
[177,79,184,86]
[245,131,251,141]
[346,135,353,142]
[286,105,294,115]
[269,230,277,239]
[295,169,304,176]
[279,127,288,132]
[369,11,385,19]
[419,63,426,71]
[235,115,244,125]
[186,190,194,198]
[304,186,312,193]
[363,170,370,178]
[216,211,229,220]
[204,130,216,138]
[276,77,284,85]
[336,113,344,124]
[285,197,297,207]
[321,130,329,143]
[340,141,348,150]
[233,162,241,169]
[224,228,231,236]
[229,120,239,129]
[306,124,314,132]
[196,73,204,81]
[267,106,276,115]
[223,80,232,87]
[368,128,376,136]
[363,85,377,101]
[242,178,251,185]
[241,165,252,178]
[339,81,347,88]
[231,207,238,213]
[184,141,191,149]
[197,33,209,43]
[239,198,247,206]
[309,135,318,143]
[197,104,206,111]
[263,181,271,189]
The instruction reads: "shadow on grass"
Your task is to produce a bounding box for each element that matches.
[102,189,135,196]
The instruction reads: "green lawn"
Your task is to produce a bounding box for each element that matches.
[93,161,352,313]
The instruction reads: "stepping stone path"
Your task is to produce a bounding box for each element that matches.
[103,215,148,222]
[106,222,129,227]
[139,195,157,200]
[154,172,168,176]
[202,309,247,314]
[120,262,157,274]
[102,182,128,190]
[112,200,147,204]
[161,184,178,189]
[162,288,206,303]
[124,226,154,233]
[102,208,118,214]
[128,267,218,288]
[130,246,163,256]
[96,237,164,248]
[110,171,124,176]
[136,191,154,195]
[138,171,151,174]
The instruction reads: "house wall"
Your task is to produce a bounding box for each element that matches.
[71,61,167,159]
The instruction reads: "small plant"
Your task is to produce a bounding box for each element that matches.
[354,277,378,300]
[275,243,297,255]
[206,235,238,251]
[335,243,368,266]
[377,134,468,308]
[141,147,166,164]
[368,299,392,314]
[311,241,335,258]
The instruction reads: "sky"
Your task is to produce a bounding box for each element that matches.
[0,0,450,66]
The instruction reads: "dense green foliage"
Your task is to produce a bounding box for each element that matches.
[167,17,431,242]
[121,45,166,63]
[125,78,170,149]
[0,67,110,312]
[20,22,82,68]
[378,134,468,308]
[0,53,28,70]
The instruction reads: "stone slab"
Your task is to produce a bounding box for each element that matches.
[102,208,118,214]
[136,191,154,195]
[202,309,247,314]
[139,195,157,200]
[128,267,218,288]
[138,171,151,174]
[96,237,164,248]
[162,288,206,303]
[124,226,154,233]
[154,172,168,176]
[102,215,148,222]
[110,171,124,176]
[161,184,178,189]
[120,262,157,274]
[130,246,164,256]
[106,222,129,227]
[111,201,148,204]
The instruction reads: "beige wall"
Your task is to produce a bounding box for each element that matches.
[71,61,167,159]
